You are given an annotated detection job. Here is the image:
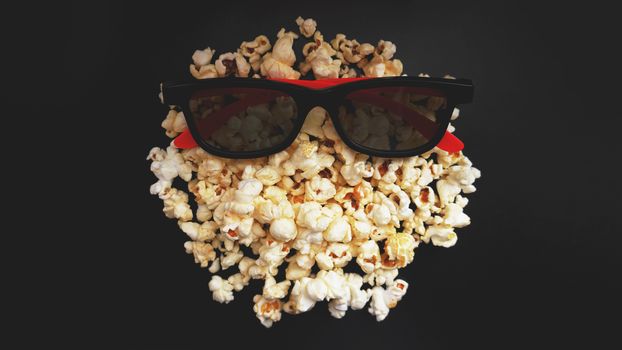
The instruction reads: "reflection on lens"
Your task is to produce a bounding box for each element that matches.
[189,88,297,152]
[339,86,447,152]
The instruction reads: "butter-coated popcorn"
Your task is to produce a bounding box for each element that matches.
[148,16,481,327]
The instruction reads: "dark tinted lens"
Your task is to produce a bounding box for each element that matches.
[338,86,447,152]
[188,88,297,152]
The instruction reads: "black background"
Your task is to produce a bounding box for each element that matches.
[9,1,621,349]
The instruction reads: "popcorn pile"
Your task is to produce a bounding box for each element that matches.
[148,16,481,327]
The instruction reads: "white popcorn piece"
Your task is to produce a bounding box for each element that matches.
[369,203,391,226]
[422,224,458,247]
[315,242,351,270]
[323,216,352,243]
[260,28,301,79]
[148,146,193,195]
[384,232,418,268]
[224,179,263,216]
[443,203,471,228]
[284,270,352,315]
[255,166,282,186]
[316,270,349,301]
[214,52,251,78]
[160,188,193,222]
[356,239,381,274]
[328,273,371,318]
[413,186,436,211]
[262,276,292,300]
[270,217,298,242]
[284,139,335,179]
[190,47,218,79]
[299,31,342,79]
[240,35,271,72]
[208,275,234,304]
[295,16,317,38]
[336,35,374,64]
[375,40,396,60]
[253,295,283,328]
[340,155,374,186]
[361,52,403,77]
[284,277,326,314]
[256,238,290,276]
[364,268,398,287]
[228,272,250,292]
[193,180,225,208]
[367,279,408,321]
[184,241,216,267]
[325,243,352,268]
[220,247,244,270]
[264,185,289,203]
[304,175,336,203]
[179,220,218,242]
[161,109,187,138]
[455,194,469,208]
[192,48,215,67]
[196,204,212,222]
[208,258,220,273]
[285,259,311,281]
[296,201,333,233]
[447,164,482,194]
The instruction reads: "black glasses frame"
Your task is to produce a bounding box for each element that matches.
[162,76,474,159]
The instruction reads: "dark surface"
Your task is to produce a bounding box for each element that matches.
[10,1,621,349]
